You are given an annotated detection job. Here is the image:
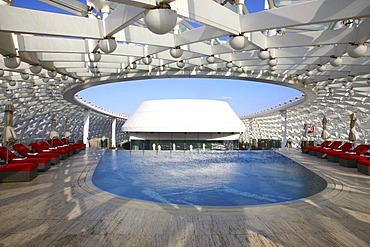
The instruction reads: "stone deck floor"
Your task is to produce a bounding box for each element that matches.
[0,148,369,247]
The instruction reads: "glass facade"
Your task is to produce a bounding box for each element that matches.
[130,140,239,151]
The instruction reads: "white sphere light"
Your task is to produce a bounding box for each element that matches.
[170,47,183,58]
[122,67,130,74]
[61,74,69,81]
[42,77,50,83]
[236,67,244,73]
[229,35,247,50]
[268,58,277,66]
[88,52,101,62]
[48,70,57,78]
[305,70,313,76]
[347,44,367,58]
[4,56,21,69]
[21,73,30,80]
[297,75,303,81]
[144,8,177,35]
[142,56,152,65]
[198,65,204,71]
[206,55,215,64]
[98,37,117,54]
[270,65,277,71]
[8,80,17,87]
[0,68,4,77]
[177,60,185,68]
[317,64,326,72]
[30,65,42,74]
[226,61,234,68]
[130,62,137,69]
[329,56,342,67]
[258,50,269,60]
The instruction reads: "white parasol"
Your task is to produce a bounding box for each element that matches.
[64,116,71,138]
[321,116,331,140]
[348,113,359,142]
[49,114,59,139]
[2,100,17,164]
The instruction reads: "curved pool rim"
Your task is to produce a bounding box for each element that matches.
[82,149,340,212]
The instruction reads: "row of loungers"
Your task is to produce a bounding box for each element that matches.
[0,138,85,182]
[302,141,370,175]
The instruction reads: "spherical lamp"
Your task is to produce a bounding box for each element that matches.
[61,74,69,81]
[21,73,30,80]
[236,67,244,73]
[48,70,57,78]
[130,62,137,69]
[42,77,50,83]
[268,58,277,66]
[347,44,367,58]
[122,67,130,74]
[142,55,152,65]
[144,8,177,35]
[4,56,21,69]
[305,70,313,76]
[177,60,185,68]
[258,49,269,60]
[317,64,326,72]
[329,56,342,67]
[270,65,277,71]
[98,37,117,54]
[206,55,215,64]
[229,35,247,50]
[30,65,42,74]
[170,47,183,58]
[8,80,17,87]
[226,61,234,68]
[88,52,101,62]
[296,75,303,81]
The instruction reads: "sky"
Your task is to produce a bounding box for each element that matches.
[78,78,301,116]
[11,0,301,116]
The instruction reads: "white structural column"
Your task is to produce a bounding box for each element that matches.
[111,117,117,148]
[280,110,287,148]
[83,109,90,147]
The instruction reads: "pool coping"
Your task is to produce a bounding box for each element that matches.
[78,148,344,213]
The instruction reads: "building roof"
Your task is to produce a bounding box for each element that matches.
[122,99,246,133]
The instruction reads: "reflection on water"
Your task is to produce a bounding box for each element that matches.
[92,150,327,206]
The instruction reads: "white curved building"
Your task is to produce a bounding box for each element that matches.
[123,99,245,150]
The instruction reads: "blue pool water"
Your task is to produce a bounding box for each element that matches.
[92,150,327,206]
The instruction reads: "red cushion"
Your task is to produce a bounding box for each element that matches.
[316,141,343,154]
[326,149,346,157]
[30,143,64,156]
[37,142,69,155]
[11,157,50,164]
[0,162,38,172]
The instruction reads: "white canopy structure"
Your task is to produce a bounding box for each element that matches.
[0,0,369,146]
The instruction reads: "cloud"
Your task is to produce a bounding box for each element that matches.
[216,96,232,102]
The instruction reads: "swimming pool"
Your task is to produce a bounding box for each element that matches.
[92,150,327,206]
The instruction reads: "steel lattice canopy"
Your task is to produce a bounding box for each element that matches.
[0,0,369,144]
